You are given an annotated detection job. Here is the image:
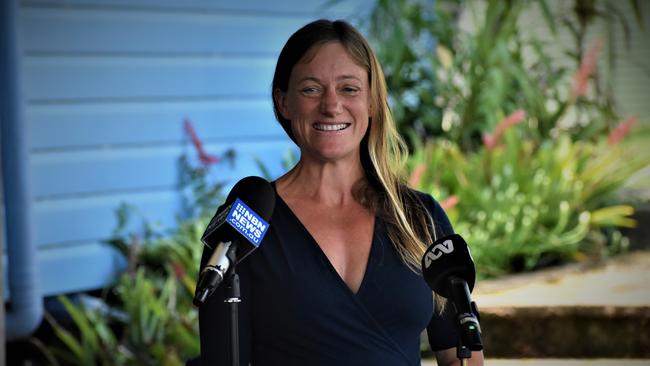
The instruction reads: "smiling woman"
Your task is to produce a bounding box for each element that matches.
[198,19,484,366]
[274,41,370,164]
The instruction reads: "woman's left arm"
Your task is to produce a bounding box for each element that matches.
[434,348,484,366]
[421,191,484,366]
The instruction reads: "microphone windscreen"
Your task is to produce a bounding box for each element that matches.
[421,234,476,298]
[201,176,276,250]
[225,176,275,221]
[201,176,275,262]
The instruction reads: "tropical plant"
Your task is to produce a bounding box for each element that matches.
[43,121,225,365]
[179,119,235,218]
[409,112,649,277]
[366,0,650,276]
[365,0,645,149]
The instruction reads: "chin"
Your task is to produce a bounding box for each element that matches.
[300,140,361,163]
[314,149,359,163]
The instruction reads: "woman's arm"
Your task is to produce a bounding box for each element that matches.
[435,348,484,366]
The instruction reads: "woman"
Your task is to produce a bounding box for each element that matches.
[199,19,484,366]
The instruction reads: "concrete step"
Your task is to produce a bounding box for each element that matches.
[478,305,649,358]
[422,359,650,365]
[469,250,650,358]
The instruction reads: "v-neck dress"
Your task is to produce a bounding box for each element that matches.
[198,186,459,366]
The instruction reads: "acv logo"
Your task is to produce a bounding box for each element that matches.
[424,239,454,268]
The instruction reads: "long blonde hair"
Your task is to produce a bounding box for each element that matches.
[271,19,437,272]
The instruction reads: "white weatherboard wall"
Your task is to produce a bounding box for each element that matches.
[6,0,374,299]
[458,0,650,121]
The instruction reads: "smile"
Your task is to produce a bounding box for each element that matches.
[313,123,351,131]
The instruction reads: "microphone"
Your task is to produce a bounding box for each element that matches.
[193,176,275,307]
[422,234,483,354]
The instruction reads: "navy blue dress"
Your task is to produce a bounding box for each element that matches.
[198,187,459,366]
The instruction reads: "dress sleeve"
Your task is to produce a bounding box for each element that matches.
[426,298,460,351]
[417,191,454,240]
[198,239,252,365]
[416,192,461,351]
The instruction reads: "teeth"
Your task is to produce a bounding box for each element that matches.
[313,123,349,131]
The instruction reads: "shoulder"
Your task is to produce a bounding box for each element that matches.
[405,188,455,239]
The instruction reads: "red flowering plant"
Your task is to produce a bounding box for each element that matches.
[394,1,650,276]
[368,0,645,148]
[179,119,235,219]
[45,119,237,365]
[409,108,649,277]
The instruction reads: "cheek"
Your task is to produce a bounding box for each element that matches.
[353,103,371,127]
[359,118,370,138]
[290,118,311,144]
[286,96,316,119]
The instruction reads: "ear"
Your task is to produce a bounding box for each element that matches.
[273,88,290,120]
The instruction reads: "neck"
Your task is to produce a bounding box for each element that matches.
[277,157,366,207]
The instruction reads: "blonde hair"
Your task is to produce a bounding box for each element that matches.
[272,19,437,272]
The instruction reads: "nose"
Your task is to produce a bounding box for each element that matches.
[319,87,342,116]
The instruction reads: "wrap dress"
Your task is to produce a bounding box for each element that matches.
[199,186,459,366]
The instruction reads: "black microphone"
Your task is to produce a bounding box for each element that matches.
[422,234,483,355]
[193,176,275,307]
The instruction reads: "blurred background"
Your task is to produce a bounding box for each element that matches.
[1,0,649,364]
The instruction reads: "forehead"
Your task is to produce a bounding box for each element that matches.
[291,42,368,81]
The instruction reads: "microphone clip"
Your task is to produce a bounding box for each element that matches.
[448,277,483,358]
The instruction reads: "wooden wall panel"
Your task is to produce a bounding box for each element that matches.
[24,57,276,101]
[28,100,282,149]
[5,0,370,299]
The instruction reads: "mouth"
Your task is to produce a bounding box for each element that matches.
[312,123,351,132]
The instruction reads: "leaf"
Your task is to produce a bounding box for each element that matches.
[252,155,273,181]
[44,309,85,363]
[590,205,637,228]
[57,295,99,358]
[535,0,558,36]
[629,0,645,29]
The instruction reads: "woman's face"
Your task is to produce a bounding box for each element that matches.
[275,42,371,164]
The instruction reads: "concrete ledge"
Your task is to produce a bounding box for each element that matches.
[468,251,650,358]
[479,306,650,358]
[422,360,650,366]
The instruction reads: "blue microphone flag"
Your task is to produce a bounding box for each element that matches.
[225,198,269,247]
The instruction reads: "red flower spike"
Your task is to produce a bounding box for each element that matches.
[483,110,526,150]
[409,163,427,188]
[608,116,638,145]
[173,262,186,280]
[183,119,220,166]
[441,195,459,210]
[571,38,604,101]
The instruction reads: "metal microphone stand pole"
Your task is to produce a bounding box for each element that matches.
[448,277,483,366]
[224,247,241,366]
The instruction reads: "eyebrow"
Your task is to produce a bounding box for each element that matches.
[297,75,362,83]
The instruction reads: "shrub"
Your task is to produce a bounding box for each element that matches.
[409,114,649,277]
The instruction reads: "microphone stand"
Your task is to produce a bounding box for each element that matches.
[448,277,483,365]
[224,246,241,366]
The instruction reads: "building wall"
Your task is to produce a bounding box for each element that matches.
[4,0,373,299]
[521,0,647,121]
[607,1,650,121]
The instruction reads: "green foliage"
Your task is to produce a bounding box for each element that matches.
[366,0,444,142]
[409,123,650,277]
[178,149,235,218]
[42,2,649,363]
[44,295,120,366]
[254,147,299,181]
[366,0,645,149]
[44,130,224,364]
[44,218,207,365]
[369,0,650,276]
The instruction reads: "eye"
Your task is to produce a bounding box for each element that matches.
[341,85,361,95]
[300,86,321,95]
